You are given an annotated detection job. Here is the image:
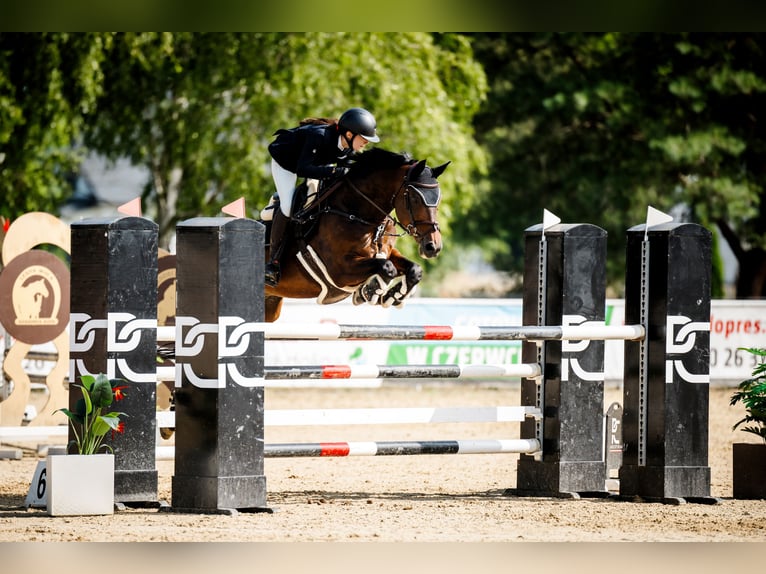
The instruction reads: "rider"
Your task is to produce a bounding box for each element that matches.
[264,107,380,287]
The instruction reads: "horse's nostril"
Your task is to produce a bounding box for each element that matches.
[422,241,441,258]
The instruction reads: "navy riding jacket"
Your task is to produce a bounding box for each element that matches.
[268,123,353,180]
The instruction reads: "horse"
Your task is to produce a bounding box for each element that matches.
[155,149,448,437]
[261,147,449,322]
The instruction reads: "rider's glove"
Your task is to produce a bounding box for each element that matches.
[334,166,350,177]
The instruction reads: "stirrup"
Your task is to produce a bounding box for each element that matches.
[264,262,281,287]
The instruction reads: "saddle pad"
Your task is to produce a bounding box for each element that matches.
[296,244,355,305]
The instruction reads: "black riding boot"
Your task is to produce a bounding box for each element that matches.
[265,208,289,287]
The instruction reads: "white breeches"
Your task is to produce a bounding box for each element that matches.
[271,159,298,216]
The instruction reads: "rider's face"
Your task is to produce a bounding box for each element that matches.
[344,131,370,152]
[354,136,371,152]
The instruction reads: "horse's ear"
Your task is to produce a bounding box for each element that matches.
[409,159,427,178]
[431,161,450,179]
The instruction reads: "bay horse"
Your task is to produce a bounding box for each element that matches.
[261,148,449,322]
[156,148,448,437]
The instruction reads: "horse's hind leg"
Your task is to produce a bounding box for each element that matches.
[265,295,284,322]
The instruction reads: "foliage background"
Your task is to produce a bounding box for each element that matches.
[2,32,765,297]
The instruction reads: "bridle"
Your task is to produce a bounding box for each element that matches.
[343,162,441,242]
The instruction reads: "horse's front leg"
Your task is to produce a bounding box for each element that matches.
[379,249,422,307]
[387,248,423,287]
[353,250,422,307]
[352,256,400,306]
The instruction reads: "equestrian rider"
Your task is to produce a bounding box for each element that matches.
[265,107,380,287]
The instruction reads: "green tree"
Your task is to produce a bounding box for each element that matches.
[1,32,488,279]
[84,32,488,250]
[0,33,107,217]
[467,33,766,297]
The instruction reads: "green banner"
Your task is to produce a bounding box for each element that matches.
[387,342,522,365]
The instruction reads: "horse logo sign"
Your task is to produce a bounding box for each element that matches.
[0,250,70,345]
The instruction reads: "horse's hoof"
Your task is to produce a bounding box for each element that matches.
[363,284,381,305]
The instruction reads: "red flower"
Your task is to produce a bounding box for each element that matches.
[111,421,126,440]
[112,385,128,401]
[2,217,9,233]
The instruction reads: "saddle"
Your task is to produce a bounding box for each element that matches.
[260,179,354,304]
[259,179,319,223]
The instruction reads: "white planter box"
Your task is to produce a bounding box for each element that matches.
[46,454,114,516]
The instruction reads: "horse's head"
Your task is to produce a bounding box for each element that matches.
[395,159,449,259]
[340,148,448,259]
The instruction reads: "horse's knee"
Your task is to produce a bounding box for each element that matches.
[380,259,397,279]
[407,263,423,284]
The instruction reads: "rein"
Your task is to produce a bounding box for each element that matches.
[340,163,441,241]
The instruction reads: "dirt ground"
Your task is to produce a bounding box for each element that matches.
[1,383,764,544]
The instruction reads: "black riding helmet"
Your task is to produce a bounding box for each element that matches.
[338,107,380,143]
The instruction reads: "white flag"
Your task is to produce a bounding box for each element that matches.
[646,206,673,228]
[645,206,673,239]
[542,209,561,232]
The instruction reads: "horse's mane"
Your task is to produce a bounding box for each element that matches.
[349,148,414,178]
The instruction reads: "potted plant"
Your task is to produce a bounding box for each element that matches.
[46,373,128,516]
[729,347,766,500]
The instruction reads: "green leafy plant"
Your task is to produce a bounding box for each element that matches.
[730,348,766,443]
[55,374,128,454]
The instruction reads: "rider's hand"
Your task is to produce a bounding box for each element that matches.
[334,166,350,177]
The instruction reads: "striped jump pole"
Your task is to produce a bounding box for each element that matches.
[265,439,540,457]
[263,363,542,380]
[155,362,542,382]
[69,216,160,506]
[515,219,609,498]
[620,220,713,503]
[157,323,644,342]
[154,404,542,460]
[155,438,541,461]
